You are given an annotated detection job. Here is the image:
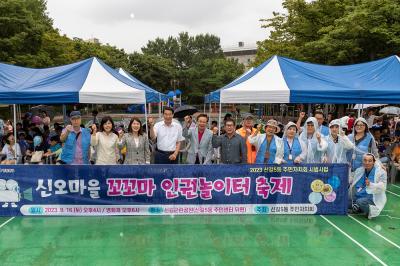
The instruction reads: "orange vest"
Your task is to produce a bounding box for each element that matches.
[237,127,257,164]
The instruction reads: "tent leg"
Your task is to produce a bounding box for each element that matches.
[13,104,17,165]
[158,94,162,119]
[359,104,364,118]
[62,104,67,125]
[218,102,222,136]
[144,102,149,136]
[208,102,212,128]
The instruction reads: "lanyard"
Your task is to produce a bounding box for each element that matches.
[286,139,293,154]
[264,137,273,163]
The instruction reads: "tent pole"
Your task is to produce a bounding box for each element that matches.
[13,104,17,165]
[360,104,364,118]
[62,104,67,125]
[144,101,149,137]
[208,102,212,128]
[158,94,162,119]
[218,102,222,136]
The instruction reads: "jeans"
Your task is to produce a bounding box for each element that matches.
[348,197,375,215]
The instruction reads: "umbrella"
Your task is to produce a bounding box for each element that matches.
[379,106,400,115]
[167,91,175,98]
[353,104,387,110]
[173,105,198,118]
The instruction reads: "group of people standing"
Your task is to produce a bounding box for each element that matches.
[1,106,394,219]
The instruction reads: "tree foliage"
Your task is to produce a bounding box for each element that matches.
[141,32,244,103]
[255,0,400,65]
[0,1,244,104]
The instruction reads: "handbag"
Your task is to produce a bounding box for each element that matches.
[30,151,44,163]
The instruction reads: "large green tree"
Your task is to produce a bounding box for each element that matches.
[255,0,400,65]
[0,1,244,104]
[0,0,53,65]
[127,52,176,93]
[141,32,244,103]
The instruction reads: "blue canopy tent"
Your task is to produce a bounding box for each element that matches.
[209,55,400,130]
[0,57,157,157]
[0,57,161,104]
[210,55,400,104]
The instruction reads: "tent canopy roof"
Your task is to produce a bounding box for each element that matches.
[209,55,400,104]
[118,68,167,103]
[0,57,157,104]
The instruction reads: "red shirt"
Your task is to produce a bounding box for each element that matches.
[198,130,205,143]
[348,117,355,131]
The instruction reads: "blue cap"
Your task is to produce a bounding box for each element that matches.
[69,111,81,118]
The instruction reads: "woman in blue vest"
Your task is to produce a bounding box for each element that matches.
[282,122,307,164]
[299,117,327,163]
[347,117,379,171]
[248,119,284,164]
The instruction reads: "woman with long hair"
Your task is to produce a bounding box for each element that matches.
[118,117,150,164]
[347,118,379,171]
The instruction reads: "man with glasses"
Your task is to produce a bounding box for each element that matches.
[314,110,329,137]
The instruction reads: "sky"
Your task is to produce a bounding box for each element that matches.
[46,0,285,53]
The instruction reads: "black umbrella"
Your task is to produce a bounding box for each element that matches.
[173,105,198,118]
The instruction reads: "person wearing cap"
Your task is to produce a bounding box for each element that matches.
[282,122,307,164]
[212,118,247,164]
[324,119,354,164]
[248,119,284,164]
[236,113,257,164]
[347,117,379,171]
[299,117,327,163]
[59,111,91,165]
[349,153,387,219]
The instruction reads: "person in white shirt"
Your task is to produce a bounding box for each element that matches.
[1,133,22,164]
[91,116,119,165]
[149,107,185,164]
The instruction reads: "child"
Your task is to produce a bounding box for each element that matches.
[44,135,62,164]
